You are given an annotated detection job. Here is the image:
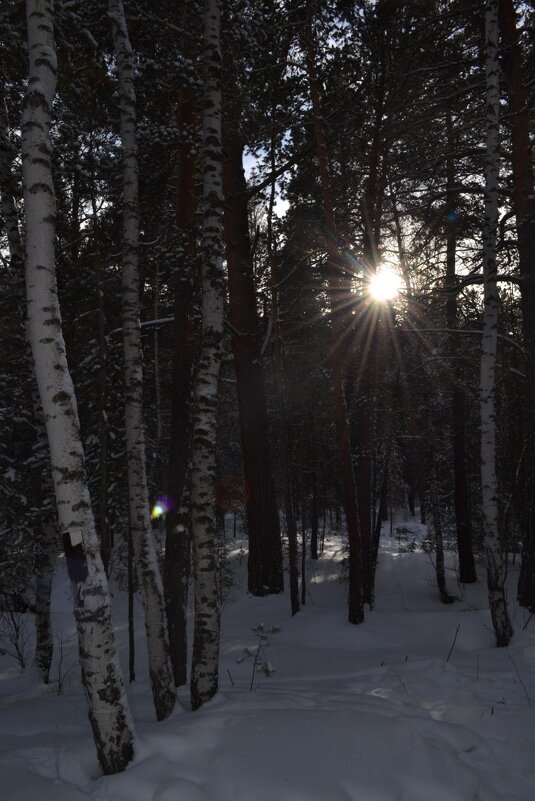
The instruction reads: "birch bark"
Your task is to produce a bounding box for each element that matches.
[108,0,176,721]
[190,0,224,710]
[480,0,513,647]
[22,0,134,772]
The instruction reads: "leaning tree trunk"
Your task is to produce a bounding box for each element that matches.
[22,0,134,773]
[498,0,535,612]
[302,3,364,624]
[190,0,224,711]
[109,0,175,721]
[480,0,513,647]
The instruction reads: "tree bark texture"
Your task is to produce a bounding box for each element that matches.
[480,0,513,646]
[22,0,134,773]
[190,0,224,711]
[109,0,175,721]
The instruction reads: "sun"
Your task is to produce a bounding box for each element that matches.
[368,267,402,302]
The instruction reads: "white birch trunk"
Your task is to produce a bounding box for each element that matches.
[22,0,134,773]
[108,0,175,721]
[190,0,224,711]
[480,0,513,647]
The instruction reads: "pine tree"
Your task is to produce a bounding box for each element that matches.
[480,0,513,647]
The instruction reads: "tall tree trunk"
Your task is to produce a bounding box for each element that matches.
[480,0,513,646]
[267,132,299,615]
[164,15,197,685]
[498,0,535,612]
[368,360,397,607]
[190,0,224,711]
[445,110,476,584]
[355,29,387,605]
[223,123,283,597]
[310,474,319,560]
[302,4,364,624]
[109,0,175,721]
[22,0,134,773]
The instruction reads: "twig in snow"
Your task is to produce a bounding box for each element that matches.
[381,661,410,696]
[227,669,234,686]
[508,655,532,707]
[446,624,461,662]
[522,614,533,631]
[250,639,263,691]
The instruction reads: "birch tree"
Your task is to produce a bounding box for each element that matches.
[22,0,134,771]
[190,0,224,710]
[108,0,176,721]
[480,0,513,647]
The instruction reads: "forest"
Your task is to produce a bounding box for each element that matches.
[1,0,535,798]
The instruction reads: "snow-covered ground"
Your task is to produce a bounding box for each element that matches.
[1,516,535,800]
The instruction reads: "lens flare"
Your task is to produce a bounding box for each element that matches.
[151,495,174,520]
[368,268,402,302]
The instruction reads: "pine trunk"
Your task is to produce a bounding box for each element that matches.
[266,139,300,616]
[445,110,476,584]
[223,125,283,597]
[164,56,197,687]
[109,0,175,721]
[427,431,454,605]
[302,4,364,623]
[498,0,535,612]
[22,0,134,773]
[190,0,224,711]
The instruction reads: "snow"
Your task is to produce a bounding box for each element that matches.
[2,516,535,800]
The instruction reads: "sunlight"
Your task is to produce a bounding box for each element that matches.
[368,267,402,302]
